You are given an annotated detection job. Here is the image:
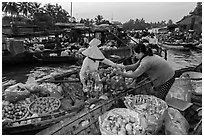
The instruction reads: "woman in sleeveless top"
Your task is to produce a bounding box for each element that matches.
[115,43,175,100]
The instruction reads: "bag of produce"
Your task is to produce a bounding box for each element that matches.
[124,95,168,134]
[25,76,39,93]
[4,83,30,103]
[164,107,190,135]
[99,108,147,135]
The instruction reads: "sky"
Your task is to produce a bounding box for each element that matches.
[41,1,197,23]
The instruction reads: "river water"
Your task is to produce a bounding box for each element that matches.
[2,48,202,84]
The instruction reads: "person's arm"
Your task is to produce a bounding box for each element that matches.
[102,58,125,68]
[117,60,149,79]
[102,58,117,67]
[79,58,89,86]
[124,60,140,71]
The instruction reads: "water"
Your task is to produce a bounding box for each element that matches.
[2,49,202,84]
[166,49,202,70]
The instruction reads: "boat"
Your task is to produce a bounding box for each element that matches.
[36,63,202,135]
[102,46,132,59]
[159,41,191,50]
[2,51,38,67]
[2,61,202,135]
[2,68,83,135]
[37,74,202,135]
[33,49,82,64]
[34,55,80,64]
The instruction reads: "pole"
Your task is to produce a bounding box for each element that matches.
[71,2,72,17]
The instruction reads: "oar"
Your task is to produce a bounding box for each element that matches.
[126,35,139,44]
[108,31,130,47]
[43,79,80,83]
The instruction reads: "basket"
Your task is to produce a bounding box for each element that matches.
[124,95,168,134]
[98,108,143,135]
[28,97,61,116]
[3,103,29,122]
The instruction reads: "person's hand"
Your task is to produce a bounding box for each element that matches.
[116,63,125,69]
[113,68,122,75]
[82,83,88,92]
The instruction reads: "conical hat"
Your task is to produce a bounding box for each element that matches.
[82,38,105,60]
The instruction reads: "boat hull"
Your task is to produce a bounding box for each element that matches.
[160,42,190,50]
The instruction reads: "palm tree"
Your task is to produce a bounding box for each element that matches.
[2,2,19,16]
[18,2,33,17]
[95,15,104,25]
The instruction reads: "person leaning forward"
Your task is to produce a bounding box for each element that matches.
[114,43,175,100]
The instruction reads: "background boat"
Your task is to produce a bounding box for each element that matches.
[159,42,190,50]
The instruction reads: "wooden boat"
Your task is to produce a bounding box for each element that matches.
[2,61,202,135]
[2,51,38,67]
[33,49,81,64]
[37,78,154,135]
[159,42,191,50]
[2,68,82,135]
[34,55,80,64]
[36,63,202,135]
[37,76,202,135]
[102,46,131,59]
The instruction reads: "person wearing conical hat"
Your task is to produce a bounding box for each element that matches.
[79,38,124,97]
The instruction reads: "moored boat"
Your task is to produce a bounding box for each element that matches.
[2,51,38,67]
[159,41,191,50]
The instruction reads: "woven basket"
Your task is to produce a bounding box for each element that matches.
[124,95,168,134]
[99,108,141,135]
[28,97,61,116]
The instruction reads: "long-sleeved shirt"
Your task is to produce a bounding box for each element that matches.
[79,57,116,83]
[124,55,175,87]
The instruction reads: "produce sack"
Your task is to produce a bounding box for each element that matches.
[4,83,30,103]
[124,95,168,134]
[99,108,147,135]
[164,107,190,135]
[25,76,38,93]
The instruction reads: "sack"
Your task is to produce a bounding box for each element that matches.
[4,83,30,102]
[164,107,190,135]
[25,76,38,93]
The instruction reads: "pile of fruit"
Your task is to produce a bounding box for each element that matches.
[100,108,148,135]
[29,97,61,115]
[99,67,133,94]
[3,102,28,121]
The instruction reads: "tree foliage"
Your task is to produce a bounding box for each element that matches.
[122,18,167,31]
[190,2,202,16]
